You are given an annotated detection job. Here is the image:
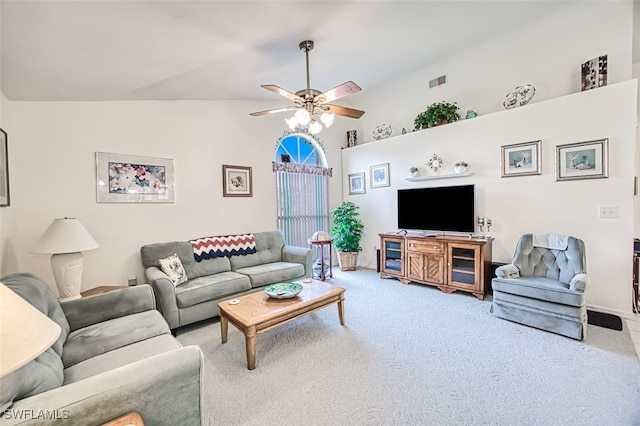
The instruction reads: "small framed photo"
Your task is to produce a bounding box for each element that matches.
[348,172,366,195]
[96,152,174,203]
[555,138,608,181]
[223,165,252,197]
[0,128,9,207]
[370,163,390,188]
[501,140,542,178]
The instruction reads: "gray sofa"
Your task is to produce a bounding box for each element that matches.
[140,230,313,330]
[0,273,204,425]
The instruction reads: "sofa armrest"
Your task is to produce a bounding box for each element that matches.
[569,273,589,292]
[495,264,520,279]
[145,266,180,330]
[2,345,203,426]
[61,285,156,332]
[282,245,313,278]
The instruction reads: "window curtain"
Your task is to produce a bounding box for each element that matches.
[274,162,330,248]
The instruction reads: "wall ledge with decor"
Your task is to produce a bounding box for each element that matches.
[341,79,637,316]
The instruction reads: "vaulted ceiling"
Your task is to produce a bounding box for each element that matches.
[0,1,618,102]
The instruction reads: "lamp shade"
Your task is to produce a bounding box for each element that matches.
[30,218,99,254]
[0,283,62,378]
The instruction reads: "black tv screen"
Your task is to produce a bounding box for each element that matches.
[397,184,475,233]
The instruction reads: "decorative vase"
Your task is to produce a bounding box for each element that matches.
[455,165,467,174]
[410,170,420,177]
[346,130,357,147]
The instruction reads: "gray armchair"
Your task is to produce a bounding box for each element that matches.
[491,233,588,340]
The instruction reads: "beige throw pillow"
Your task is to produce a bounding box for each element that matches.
[158,253,188,287]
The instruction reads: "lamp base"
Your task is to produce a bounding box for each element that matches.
[50,252,84,301]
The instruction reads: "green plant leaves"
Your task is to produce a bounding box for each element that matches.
[330,201,364,252]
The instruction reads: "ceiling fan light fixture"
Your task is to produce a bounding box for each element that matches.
[285,116,298,130]
[320,112,335,128]
[294,109,311,125]
[308,120,322,135]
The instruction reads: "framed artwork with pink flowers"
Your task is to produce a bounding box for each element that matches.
[95,152,174,203]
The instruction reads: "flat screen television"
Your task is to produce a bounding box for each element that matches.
[397,184,475,233]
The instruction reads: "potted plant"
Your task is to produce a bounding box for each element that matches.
[414,101,461,130]
[330,201,364,271]
[409,166,420,177]
[454,161,468,173]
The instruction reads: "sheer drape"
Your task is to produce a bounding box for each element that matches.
[274,163,330,247]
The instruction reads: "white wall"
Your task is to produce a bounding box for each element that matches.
[343,80,637,315]
[4,100,350,291]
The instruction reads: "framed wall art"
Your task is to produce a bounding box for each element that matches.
[96,152,174,203]
[501,140,542,177]
[223,165,252,197]
[370,163,390,188]
[0,128,9,207]
[348,172,365,195]
[555,138,608,181]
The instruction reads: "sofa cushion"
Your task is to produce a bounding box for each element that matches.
[235,262,305,288]
[158,253,188,286]
[1,273,70,357]
[229,231,284,270]
[492,276,585,307]
[175,272,251,308]
[0,348,64,412]
[62,310,170,368]
[63,334,181,385]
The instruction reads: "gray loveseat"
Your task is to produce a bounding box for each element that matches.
[140,230,313,330]
[0,273,204,425]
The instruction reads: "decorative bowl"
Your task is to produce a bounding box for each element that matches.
[264,282,303,299]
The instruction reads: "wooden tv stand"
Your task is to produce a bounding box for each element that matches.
[379,233,493,300]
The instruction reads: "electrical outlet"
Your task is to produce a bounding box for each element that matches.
[598,206,619,218]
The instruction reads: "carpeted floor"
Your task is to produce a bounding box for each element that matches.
[177,268,640,426]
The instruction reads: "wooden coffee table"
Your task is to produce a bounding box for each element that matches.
[218,279,345,370]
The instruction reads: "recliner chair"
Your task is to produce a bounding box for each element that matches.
[491,233,588,340]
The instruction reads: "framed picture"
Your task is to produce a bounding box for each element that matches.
[348,172,366,195]
[501,140,542,177]
[370,163,390,188]
[96,152,174,203]
[0,128,9,207]
[223,165,252,197]
[555,138,608,181]
[581,55,607,91]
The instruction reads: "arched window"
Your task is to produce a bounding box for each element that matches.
[273,131,331,248]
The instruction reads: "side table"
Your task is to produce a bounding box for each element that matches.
[81,286,127,298]
[308,239,333,281]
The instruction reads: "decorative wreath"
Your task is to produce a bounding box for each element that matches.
[426,154,443,173]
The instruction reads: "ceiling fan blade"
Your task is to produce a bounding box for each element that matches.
[250,105,299,117]
[261,85,304,103]
[314,81,362,104]
[323,104,365,119]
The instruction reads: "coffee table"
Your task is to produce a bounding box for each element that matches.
[218,279,346,370]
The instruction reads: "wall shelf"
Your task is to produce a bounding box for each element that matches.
[405,172,473,181]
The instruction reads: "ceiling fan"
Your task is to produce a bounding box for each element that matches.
[250,40,365,134]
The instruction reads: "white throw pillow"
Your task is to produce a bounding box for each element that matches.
[158,253,188,287]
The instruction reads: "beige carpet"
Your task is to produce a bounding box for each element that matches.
[177,268,640,426]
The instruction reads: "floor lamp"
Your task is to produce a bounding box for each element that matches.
[30,217,99,301]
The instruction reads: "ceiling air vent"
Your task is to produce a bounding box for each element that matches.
[429,75,447,89]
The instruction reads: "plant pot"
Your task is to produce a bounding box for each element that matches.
[455,165,467,174]
[432,118,449,127]
[337,251,359,271]
[410,171,420,177]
